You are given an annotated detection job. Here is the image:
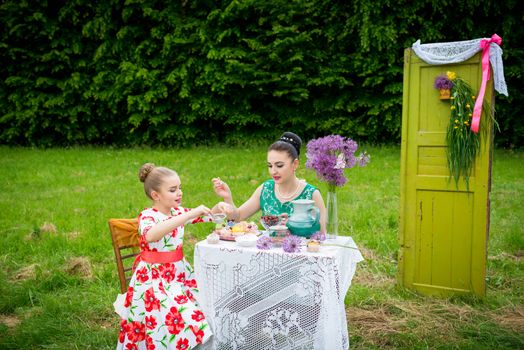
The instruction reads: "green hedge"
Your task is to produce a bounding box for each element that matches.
[1,0,522,147]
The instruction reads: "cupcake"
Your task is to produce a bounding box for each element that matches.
[307,240,320,252]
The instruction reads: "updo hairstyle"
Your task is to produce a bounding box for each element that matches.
[139,163,178,200]
[268,131,302,160]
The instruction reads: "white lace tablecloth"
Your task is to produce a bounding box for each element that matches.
[194,236,364,350]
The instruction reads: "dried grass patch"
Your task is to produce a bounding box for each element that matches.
[23,306,43,319]
[0,314,21,328]
[348,299,478,347]
[348,305,405,348]
[12,264,37,281]
[64,257,93,279]
[66,231,82,240]
[487,306,524,334]
[488,251,524,261]
[40,222,57,234]
[98,319,115,330]
[24,222,58,240]
[23,233,35,241]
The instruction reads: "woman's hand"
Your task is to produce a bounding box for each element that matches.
[215,201,238,220]
[212,177,233,202]
[210,202,229,214]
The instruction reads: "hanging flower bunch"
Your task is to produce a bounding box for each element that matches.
[305,135,369,190]
[444,71,490,188]
[434,74,454,90]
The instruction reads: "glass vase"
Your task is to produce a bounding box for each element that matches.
[326,186,338,239]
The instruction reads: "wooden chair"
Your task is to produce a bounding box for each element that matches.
[108,218,140,293]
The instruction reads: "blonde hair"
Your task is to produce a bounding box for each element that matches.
[138,163,178,200]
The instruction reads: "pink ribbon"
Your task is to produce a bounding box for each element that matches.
[471,34,502,133]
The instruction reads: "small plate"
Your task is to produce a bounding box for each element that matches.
[235,234,258,247]
[215,231,261,241]
[218,233,237,241]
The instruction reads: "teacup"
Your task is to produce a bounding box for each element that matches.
[268,225,290,245]
[212,213,227,224]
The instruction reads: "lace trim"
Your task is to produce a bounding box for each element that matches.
[412,38,508,96]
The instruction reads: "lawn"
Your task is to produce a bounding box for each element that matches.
[0,145,522,349]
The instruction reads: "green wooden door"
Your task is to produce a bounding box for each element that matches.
[398,49,493,297]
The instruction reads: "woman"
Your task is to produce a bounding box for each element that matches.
[213,132,326,232]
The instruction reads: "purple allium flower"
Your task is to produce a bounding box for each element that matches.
[434,75,453,90]
[306,134,368,187]
[310,231,326,242]
[357,152,370,167]
[282,235,302,253]
[256,236,273,250]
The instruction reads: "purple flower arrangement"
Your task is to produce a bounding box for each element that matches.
[256,236,273,250]
[310,231,326,242]
[282,235,302,253]
[306,135,369,188]
[256,234,303,253]
[434,75,453,90]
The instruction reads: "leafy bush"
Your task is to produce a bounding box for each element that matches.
[0,0,522,147]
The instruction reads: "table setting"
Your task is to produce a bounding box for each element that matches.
[194,216,364,350]
[195,134,369,349]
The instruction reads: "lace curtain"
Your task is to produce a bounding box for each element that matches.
[412,38,508,96]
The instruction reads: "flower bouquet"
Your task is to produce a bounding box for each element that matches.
[440,71,496,188]
[305,135,369,238]
[434,73,454,99]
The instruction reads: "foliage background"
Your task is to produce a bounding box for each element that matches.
[1,0,523,147]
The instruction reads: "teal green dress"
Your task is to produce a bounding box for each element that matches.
[259,179,318,216]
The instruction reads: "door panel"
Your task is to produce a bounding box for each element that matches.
[399,49,492,297]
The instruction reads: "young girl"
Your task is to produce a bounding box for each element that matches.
[116,163,217,350]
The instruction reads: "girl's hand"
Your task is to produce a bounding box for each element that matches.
[191,205,212,218]
[212,177,232,201]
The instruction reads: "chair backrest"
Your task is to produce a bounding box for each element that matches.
[108,218,140,293]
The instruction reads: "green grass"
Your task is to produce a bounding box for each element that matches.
[0,145,522,349]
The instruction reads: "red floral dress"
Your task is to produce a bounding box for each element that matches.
[116,207,213,350]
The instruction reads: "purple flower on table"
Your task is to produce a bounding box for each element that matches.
[282,235,302,253]
[257,236,273,250]
[310,231,326,242]
[306,135,368,188]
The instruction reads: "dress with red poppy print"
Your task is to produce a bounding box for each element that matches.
[117,207,213,350]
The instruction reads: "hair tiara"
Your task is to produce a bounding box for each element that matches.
[280,135,300,154]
